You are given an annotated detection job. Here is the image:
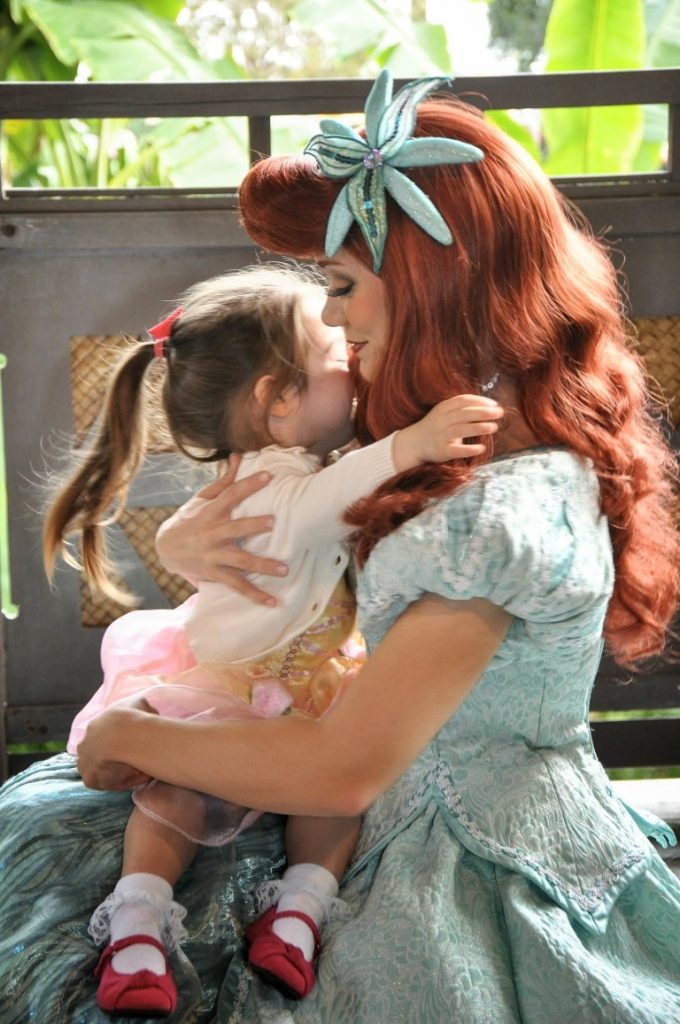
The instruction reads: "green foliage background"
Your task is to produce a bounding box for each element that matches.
[1,0,679,188]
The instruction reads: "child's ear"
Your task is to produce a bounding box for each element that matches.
[253,375,300,418]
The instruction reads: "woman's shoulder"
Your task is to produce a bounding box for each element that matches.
[359,447,612,640]
[469,445,595,489]
[438,447,599,527]
[420,445,590,521]
[425,447,612,621]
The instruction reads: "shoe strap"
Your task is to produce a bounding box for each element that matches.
[94,934,169,978]
[271,909,322,956]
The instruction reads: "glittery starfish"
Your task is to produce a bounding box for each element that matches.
[304,69,484,272]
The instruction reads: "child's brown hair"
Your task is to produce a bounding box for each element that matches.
[44,263,324,602]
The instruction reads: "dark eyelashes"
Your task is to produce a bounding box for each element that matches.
[326,284,353,298]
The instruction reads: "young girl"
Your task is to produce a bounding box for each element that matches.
[44,263,501,1017]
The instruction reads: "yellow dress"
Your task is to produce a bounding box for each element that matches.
[123,575,363,845]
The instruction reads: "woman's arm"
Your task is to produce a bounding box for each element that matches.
[77,594,511,816]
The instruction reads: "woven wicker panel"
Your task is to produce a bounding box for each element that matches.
[80,575,130,628]
[118,506,195,607]
[69,335,173,451]
[631,316,680,427]
[80,506,195,628]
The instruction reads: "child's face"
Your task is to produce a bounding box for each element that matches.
[292,295,355,457]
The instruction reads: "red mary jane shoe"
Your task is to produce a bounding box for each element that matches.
[246,907,321,1000]
[94,934,177,1019]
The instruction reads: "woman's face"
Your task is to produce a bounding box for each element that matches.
[318,248,390,383]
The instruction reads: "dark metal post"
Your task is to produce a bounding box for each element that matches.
[248,115,272,164]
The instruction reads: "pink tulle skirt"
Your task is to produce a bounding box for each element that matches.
[68,600,297,846]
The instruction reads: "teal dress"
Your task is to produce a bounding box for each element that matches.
[1,450,679,1023]
[225,450,680,1023]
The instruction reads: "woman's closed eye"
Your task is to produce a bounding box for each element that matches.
[326,283,353,298]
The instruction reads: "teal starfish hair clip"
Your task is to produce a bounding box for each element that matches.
[304,69,484,272]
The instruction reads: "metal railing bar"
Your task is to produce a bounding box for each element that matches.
[669,104,680,183]
[0,171,676,207]
[0,69,678,121]
[2,186,237,198]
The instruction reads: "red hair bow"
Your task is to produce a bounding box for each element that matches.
[148,306,183,358]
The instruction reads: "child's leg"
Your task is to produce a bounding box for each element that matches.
[105,807,197,972]
[285,813,362,879]
[91,806,197,1017]
[271,814,361,957]
[247,814,361,998]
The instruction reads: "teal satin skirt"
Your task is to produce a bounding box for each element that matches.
[0,754,285,1023]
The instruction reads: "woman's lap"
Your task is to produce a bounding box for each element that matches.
[228,804,680,1024]
[3,761,679,1023]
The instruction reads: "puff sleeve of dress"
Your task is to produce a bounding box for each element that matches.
[357,448,614,655]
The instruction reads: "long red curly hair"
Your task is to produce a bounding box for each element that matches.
[239,95,679,667]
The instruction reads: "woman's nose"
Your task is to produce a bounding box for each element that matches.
[321,297,345,327]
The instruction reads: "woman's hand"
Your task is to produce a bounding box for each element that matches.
[156,456,288,606]
[77,705,153,791]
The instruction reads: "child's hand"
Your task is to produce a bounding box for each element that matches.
[393,395,504,471]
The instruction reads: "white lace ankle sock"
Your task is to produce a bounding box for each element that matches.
[107,873,172,976]
[272,863,339,961]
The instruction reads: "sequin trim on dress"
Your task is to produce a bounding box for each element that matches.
[227,966,253,1024]
[425,760,646,912]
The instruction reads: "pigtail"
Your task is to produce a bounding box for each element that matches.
[43,341,156,603]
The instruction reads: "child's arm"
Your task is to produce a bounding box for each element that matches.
[392,394,503,470]
[267,395,502,558]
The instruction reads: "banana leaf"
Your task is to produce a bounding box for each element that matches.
[542,0,645,174]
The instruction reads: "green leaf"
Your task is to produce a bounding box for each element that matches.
[272,115,324,158]
[375,29,448,76]
[543,106,643,173]
[134,0,184,18]
[9,0,26,24]
[632,102,666,171]
[292,0,385,58]
[19,0,226,81]
[542,0,645,174]
[157,118,249,187]
[632,136,663,171]
[5,35,72,84]
[413,21,451,74]
[645,0,680,67]
[292,0,450,71]
[544,0,645,70]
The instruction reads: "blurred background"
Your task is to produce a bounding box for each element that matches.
[2,0,679,188]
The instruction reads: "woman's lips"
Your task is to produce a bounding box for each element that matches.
[347,341,367,355]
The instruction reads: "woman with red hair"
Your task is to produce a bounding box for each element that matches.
[2,71,680,1022]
